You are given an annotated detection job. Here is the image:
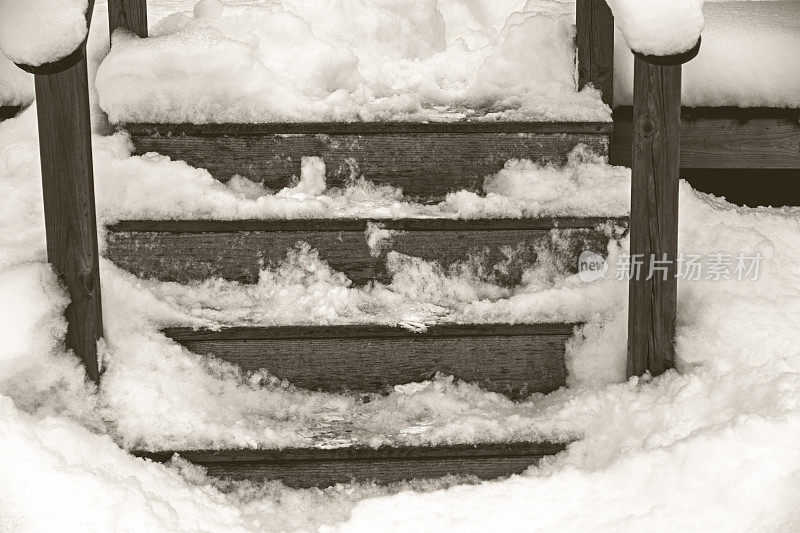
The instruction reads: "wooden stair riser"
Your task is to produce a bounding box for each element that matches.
[134,443,566,488]
[106,218,625,286]
[164,324,576,399]
[124,123,611,200]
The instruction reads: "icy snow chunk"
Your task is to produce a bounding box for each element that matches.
[0,0,89,66]
[607,0,704,56]
[277,156,327,199]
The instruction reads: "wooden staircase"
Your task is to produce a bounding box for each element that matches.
[105,118,623,487]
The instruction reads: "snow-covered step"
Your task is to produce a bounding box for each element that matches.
[133,442,566,488]
[106,217,626,286]
[164,323,576,400]
[122,122,611,200]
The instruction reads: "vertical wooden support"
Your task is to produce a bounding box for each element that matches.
[576,0,614,107]
[108,0,148,39]
[626,56,682,378]
[34,44,103,382]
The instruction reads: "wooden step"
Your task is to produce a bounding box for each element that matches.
[133,442,566,487]
[164,323,576,399]
[106,217,626,286]
[123,121,612,200]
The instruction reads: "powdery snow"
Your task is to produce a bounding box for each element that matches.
[615,1,800,107]
[95,0,609,123]
[0,0,89,66]
[607,0,704,56]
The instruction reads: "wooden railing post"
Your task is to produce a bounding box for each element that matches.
[576,0,615,107]
[627,41,700,378]
[108,0,148,39]
[24,43,104,382]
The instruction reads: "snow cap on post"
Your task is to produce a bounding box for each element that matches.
[0,0,89,67]
[606,0,704,58]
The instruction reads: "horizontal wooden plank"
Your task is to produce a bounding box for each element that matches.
[163,323,574,399]
[106,218,625,286]
[612,107,800,169]
[123,121,613,135]
[125,125,610,200]
[0,105,21,121]
[133,442,566,487]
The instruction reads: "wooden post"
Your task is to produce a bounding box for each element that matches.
[576,0,614,107]
[33,44,104,382]
[627,41,700,378]
[108,0,148,39]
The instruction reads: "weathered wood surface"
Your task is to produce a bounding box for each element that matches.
[627,57,681,378]
[134,442,566,487]
[612,107,800,169]
[124,122,611,199]
[34,45,103,382]
[0,106,21,122]
[108,0,148,39]
[106,218,626,286]
[164,323,576,399]
[576,0,614,106]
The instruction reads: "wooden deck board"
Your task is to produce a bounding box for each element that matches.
[612,107,800,169]
[123,122,610,199]
[106,218,626,286]
[163,323,576,399]
[133,442,566,487]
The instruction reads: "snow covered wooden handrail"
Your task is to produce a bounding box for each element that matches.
[108,0,148,40]
[625,17,702,378]
[6,0,104,381]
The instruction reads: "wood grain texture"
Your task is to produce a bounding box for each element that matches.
[108,0,148,39]
[133,442,566,487]
[106,218,626,286]
[125,124,610,200]
[34,45,103,382]
[0,106,21,122]
[627,57,680,378]
[163,324,576,399]
[612,107,800,169]
[576,0,614,106]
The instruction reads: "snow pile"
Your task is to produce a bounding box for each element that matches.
[95,0,609,123]
[607,0,704,56]
[615,1,800,107]
[93,133,629,223]
[0,51,33,107]
[0,0,89,66]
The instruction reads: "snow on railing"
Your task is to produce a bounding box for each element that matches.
[606,0,704,56]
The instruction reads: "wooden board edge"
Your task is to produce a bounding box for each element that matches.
[161,323,582,342]
[121,121,614,136]
[106,217,630,234]
[132,442,568,464]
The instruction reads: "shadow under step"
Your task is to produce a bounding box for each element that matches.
[133,442,566,488]
[107,217,627,286]
[164,323,577,400]
[123,121,611,201]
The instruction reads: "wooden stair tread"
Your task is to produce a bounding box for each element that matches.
[164,323,576,399]
[133,441,566,487]
[106,216,627,286]
[123,121,611,200]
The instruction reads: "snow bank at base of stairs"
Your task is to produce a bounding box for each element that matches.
[0,0,89,66]
[95,0,610,124]
[615,1,800,108]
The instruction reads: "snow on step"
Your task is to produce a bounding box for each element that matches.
[123,122,611,200]
[163,323,576,399]
[133,442,566,488]
[106,217,626,286]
